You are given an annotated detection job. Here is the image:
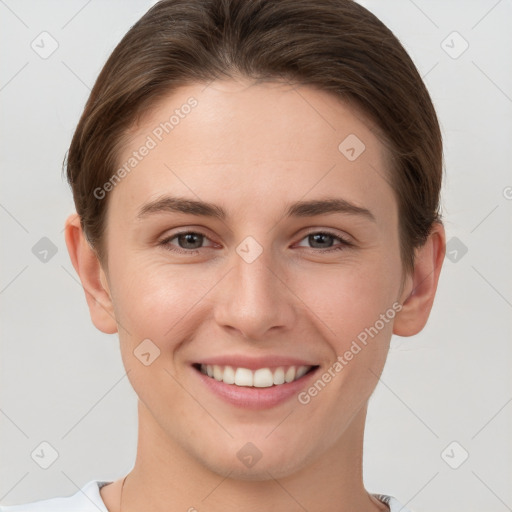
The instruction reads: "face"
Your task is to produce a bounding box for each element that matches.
[100,79,407,479]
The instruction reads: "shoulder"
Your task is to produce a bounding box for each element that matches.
[0,480,110,512]
[373,493,413,512]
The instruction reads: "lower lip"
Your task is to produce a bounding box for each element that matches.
[193,366,319,410]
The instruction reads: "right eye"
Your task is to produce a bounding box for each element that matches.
[159,231,216,254]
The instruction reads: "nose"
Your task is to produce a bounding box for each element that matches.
[213,245,297,340]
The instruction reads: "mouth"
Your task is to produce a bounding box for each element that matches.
[192,363,319,387]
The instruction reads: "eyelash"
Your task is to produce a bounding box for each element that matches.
[158,230,353,255]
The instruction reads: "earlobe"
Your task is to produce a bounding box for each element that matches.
[393,222,446,337]
[64,213,118,334]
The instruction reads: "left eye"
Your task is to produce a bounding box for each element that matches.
[295,232,351,252]
[159,230,351,254]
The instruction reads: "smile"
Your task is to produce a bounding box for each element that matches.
[196,364,316,387]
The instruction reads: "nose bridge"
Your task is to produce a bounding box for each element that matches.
[213,238,295,339]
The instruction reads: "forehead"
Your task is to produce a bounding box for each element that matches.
[108,79,396,227]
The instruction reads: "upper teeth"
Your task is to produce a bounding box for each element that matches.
[200,364,312,387]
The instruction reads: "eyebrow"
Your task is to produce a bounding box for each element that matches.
[137,195,376,222]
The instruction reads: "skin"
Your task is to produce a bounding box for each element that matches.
[65,78,445,512]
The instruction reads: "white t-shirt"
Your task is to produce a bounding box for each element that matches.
[0,480,412,511]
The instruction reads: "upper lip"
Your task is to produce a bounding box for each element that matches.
[193,355,319,371]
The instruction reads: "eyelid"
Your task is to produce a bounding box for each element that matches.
[303,227,352,240]
[294,229,353,248]
[160,229,217,250]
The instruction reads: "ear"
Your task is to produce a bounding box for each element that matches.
[64,213,118,334]
[393,222,446,337]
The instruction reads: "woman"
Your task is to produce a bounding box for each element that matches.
[1,0,445,510]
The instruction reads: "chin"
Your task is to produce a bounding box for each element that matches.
[194,441,314,481]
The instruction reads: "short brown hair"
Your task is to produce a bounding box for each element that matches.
[64,0,443,274]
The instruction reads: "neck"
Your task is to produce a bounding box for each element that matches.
[117,401,387,512]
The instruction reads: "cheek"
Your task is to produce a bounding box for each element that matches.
[296,257,401,343]
[110,262,206,398]
[293,264,399,423]
[109,258,216,344]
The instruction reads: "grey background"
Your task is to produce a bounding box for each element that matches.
[1,1,511,510]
